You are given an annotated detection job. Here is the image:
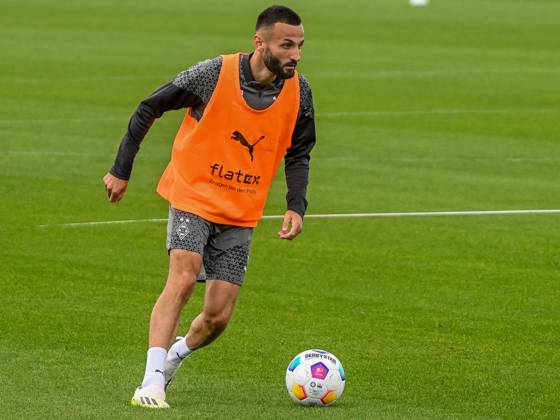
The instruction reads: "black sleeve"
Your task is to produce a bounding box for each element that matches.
[110,83,202,180]
[284,75,316,218]
[109,56,223,180]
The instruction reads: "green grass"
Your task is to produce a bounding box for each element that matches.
[1,0,560,418]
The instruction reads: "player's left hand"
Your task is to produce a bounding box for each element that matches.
[278,210,303,240]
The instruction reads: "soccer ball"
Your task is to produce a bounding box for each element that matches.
[285,349,346,406]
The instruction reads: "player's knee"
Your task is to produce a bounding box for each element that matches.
[165,269,197,303]
[203,312,231,334]
[171,267,197,284]
[168,251,201,285]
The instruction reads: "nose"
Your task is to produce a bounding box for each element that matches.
[291,47,301,63]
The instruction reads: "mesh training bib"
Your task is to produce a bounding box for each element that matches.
[157,53,300,227]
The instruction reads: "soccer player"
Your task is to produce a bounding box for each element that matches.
[103,5,315,409]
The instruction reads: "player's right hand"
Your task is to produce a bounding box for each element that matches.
[103,172,129,203]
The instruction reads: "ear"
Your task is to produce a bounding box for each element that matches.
[253,34,264,52]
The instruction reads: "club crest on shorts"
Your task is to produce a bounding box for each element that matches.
[176,217,190,240]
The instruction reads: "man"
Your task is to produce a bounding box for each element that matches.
[103,5,315,409]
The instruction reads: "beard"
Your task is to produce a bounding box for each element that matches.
[263,48,297,80]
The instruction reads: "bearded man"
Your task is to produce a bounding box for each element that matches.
[103,5,315,409]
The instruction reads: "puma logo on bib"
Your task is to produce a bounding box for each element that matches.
[230,130,265,162]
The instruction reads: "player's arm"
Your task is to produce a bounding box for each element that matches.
[104,83,202,202]
[104,57,223,203]
[279,76,316,239]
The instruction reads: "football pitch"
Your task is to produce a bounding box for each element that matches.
[1,0,560,418]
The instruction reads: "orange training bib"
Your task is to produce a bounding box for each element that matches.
[157,53,300,227]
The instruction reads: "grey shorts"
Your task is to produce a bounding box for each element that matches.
[166,207,253,286]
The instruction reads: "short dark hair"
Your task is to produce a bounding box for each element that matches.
[256,5,302,31]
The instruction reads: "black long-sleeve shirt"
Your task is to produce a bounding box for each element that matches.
[110,54,316,217]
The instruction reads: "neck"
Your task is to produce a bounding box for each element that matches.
[249,52,277,85]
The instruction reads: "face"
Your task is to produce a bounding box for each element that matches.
[260,22,304,79]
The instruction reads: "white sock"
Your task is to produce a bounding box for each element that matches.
[141,347,167,389]
[167,337,193,364]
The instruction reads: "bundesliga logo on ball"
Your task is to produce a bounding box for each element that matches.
[285,349,346,406]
